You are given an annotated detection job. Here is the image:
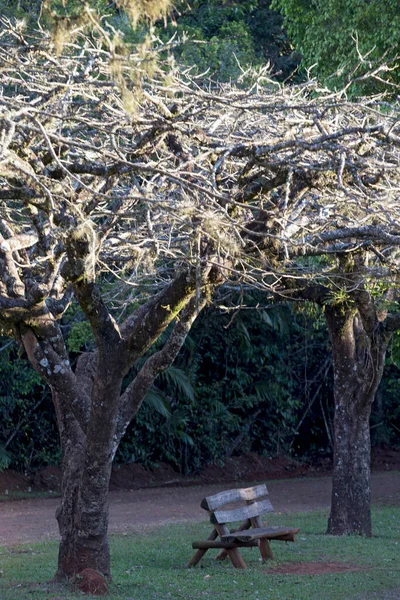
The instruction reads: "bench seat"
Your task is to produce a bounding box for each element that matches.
[223,525,300,543]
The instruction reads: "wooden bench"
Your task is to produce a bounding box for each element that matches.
[188,484,299,569]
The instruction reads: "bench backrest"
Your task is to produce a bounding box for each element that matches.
[201,484,273,525]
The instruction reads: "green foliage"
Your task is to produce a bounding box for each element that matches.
[0,339,58,472]
[2,0,297,82]
[173,22,257,81]
[117,364,196,467]
[160,365,196,404]
[117,294,334,473]
[0,445,11,471]
[161,0,298,81]
[0,286,396,476]
[1,0,43,21]
[271,0,400,92]
[389,330,400,369]
[372,371,400,447]
[0,299,96,472]
[66,320,96,353]
[371,335,400,447]
[2,0,171,23]
[143,388,171,419]
[165,1,256,80]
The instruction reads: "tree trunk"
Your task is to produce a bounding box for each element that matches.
[53,367,122,580]
[17,279,210,584]
[56,465,112,580]
[327,382,373,536]
[325,307,388,536]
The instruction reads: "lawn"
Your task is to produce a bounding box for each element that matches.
[0,507,399,599]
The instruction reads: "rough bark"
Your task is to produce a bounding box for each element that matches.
[52,356,122,580]
[325,306,389,536]
[54,397,89,579]
[12,259,208,581]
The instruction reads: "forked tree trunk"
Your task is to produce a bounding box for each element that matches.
[50,299,202,580]
[325,307,388,536]
[18,276,210,584]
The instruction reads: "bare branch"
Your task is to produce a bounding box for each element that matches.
[115,294,207,450]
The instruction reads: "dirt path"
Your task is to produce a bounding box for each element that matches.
[0,472,399,547]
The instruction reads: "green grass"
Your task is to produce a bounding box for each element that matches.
[0,507,399,599]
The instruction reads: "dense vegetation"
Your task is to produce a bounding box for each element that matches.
[2,294,399,475]
[2,0,300,80]
[0,0,399,477]
[272,0,400,91]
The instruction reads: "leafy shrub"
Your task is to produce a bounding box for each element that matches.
[117,294,334,473]
[271,0,400,92]
[0,339,58,472]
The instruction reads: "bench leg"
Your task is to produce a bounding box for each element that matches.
[215,550,228,562]
[227,548,247,569]
[249,513,274,561]
[188,529,218,567]
[216,520,251,563]
[188,548,209,567]
[258,539,274,561]
[215,523,247,569]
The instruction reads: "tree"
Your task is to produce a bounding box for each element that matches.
[291,263,400,535]
[0,17,227,582]
[203,68,400,536]
[231,86,400,536]
[271,0,400,91]
[1,14,400,585]
[324,289,393,536]
[0,337,54,471]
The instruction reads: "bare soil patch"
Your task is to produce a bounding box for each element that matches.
[0,453,318,496]
[1,448,399,496]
